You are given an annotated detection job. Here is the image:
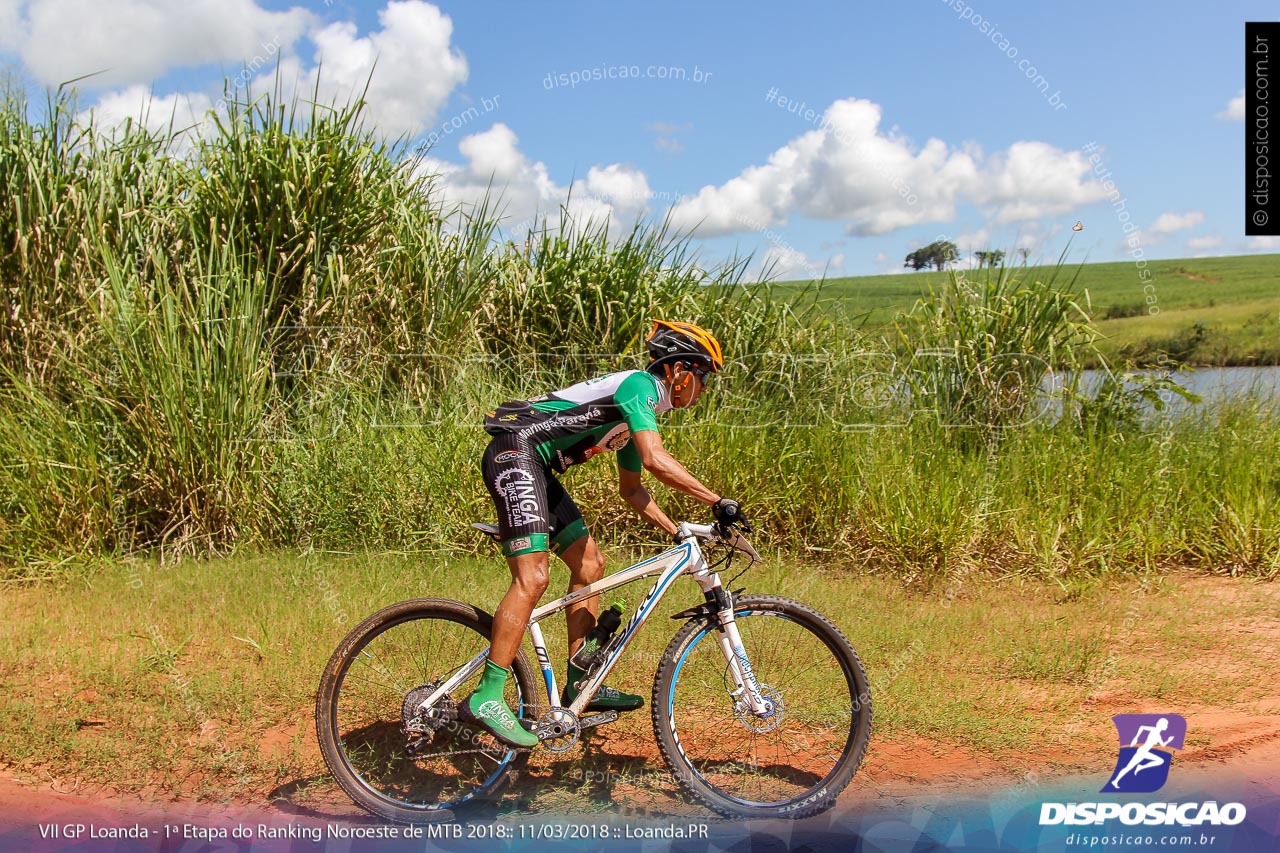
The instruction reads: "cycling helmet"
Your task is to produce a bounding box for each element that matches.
[645,320,724,374]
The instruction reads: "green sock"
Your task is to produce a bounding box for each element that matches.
[562,662,643,711]
[467,659,538,747]
[564,662,587,699]
[474,659,511,704]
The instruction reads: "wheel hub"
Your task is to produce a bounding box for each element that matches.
[733,684,784,734]
[402,682,456,746]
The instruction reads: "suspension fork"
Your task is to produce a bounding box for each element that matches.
[690,567,772,717]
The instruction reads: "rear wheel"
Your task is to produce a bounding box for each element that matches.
[652,594,871,819]
[315,598,538,822]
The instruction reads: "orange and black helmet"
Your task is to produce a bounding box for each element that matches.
[645,320,724,374]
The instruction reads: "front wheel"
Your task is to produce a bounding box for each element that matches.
[652,594,871,819]
[315,598,539,823]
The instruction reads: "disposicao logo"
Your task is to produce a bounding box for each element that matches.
[1039,714,1247,828]
[1104,713,1185,793]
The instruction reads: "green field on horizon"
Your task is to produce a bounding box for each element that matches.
[775,253,1280,366]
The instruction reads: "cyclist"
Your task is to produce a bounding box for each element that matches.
[461,320,748,747]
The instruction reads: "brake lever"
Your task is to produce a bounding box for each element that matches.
[716,525,762,564]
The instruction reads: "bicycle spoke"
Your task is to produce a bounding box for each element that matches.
[342,670,407,698]
[356,647,410,693]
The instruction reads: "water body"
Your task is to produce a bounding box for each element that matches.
[1049,366,1280,413]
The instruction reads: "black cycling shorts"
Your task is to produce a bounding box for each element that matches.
[481,433,589,558]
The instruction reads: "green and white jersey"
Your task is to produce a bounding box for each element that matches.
[483,370,672,472]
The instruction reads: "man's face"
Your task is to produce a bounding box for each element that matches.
[671,362,707,408]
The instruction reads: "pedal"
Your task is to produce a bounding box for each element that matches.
[579,711,619,730]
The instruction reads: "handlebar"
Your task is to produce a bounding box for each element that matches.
[678,522,717,541]
[677,521,762,564]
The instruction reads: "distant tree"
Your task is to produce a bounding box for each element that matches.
[928,240,960,270]
[975,249,1006,268]
[903,247,932,271]
[904,240,960,271]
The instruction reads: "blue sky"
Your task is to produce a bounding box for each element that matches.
[0,0,1272,277]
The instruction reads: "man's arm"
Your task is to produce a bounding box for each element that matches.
[628,430,720,504]
[618,466,679,537]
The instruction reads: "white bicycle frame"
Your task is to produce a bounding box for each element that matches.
[415,521,771,724]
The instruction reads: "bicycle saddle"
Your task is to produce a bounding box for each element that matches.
[471,522,501,540]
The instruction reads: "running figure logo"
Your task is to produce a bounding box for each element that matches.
[1103,714,1187,793]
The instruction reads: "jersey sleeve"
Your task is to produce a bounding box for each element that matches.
[617,438,643,472]
[615,371,661,435]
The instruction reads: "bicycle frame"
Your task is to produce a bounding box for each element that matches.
[414,522,771,724]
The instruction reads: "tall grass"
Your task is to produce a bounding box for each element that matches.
[0,86,1276,580]
[892,254,1095,433]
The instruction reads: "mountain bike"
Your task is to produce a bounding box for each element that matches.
[315,518,872,823]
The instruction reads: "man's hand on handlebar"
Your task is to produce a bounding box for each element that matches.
[712,497,752,534]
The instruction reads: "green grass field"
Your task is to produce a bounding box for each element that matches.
[777,254,1280,366]
[1,550,1274,813]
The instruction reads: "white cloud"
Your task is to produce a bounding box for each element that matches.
[582,163,651,221]
[951,228,991,253]
[936,218,1057,265]
[84,1,468,142]
[873,250,911,275]
[1148,210,1205,234]
[1244,235,1280,251]
[755,245,823,281]
[648,121,689,135]
[668,97,1107,239]
[85,85,214,139]
[1186,235,1224,251]
[0,0,22,50]
[1219,90,1245,121]
[973,142,1109,224]
[20,0,311,88]
[418,123,645,237]
[278,0,467,138]
[751,245,846,281]
[1015,229,1048,251]
[648,120,691,154]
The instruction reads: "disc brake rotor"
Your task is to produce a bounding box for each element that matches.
[733,684,784,734]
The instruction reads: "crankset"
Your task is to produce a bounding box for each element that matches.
[532,708,620,753]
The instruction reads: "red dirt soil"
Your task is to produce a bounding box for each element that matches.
[2,714,1276,829]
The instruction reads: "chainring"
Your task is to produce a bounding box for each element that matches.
[535,707,580,753]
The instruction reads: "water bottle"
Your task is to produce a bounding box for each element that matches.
[568,600,625,672]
